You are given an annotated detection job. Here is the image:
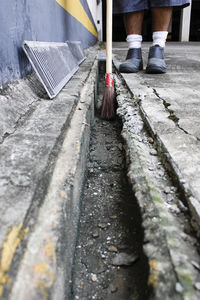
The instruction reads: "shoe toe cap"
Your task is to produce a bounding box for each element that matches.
[119,58,143,73]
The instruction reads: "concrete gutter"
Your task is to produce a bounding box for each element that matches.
[0,47,97,300]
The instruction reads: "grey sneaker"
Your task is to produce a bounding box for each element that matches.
[146,45,166,74]
[119,48,143,73]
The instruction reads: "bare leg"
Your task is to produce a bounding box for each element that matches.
[124,11,144,35]
[152,7,173,31]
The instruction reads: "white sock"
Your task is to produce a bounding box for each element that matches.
[152,31,168,48]
[126,34,142,49]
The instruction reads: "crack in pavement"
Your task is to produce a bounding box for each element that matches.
[0,98,41,145]
[152,88,200,142]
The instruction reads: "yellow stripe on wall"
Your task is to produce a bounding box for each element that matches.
[56,0,98,38]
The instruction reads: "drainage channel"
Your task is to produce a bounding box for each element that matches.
[71,59,200,300]
[71,63,149,300]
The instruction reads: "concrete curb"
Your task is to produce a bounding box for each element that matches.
[139,104,200,236]
[0,49,98,299]
[9,60,97,300]
[114,74,200,300]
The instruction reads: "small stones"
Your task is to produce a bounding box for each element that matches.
[90,273,98,282]
[180,232,189,241]
[184,224,192,235]
[194,282,200,291]
[112,253,139,266]
[116,95,124,102]
[148,137,154,144]
[92,230,99,238]
[191,260,200,271]
[169,204,180,214]
[98,223,107,229]
[108,246,118,253]
[180,179,186,184]
[176,282,184,293]
[117,143,123,151]
[177,200,188,212]
[149,149,157,156]
[164,186,171,194]
[109,215,117,219]
[167,195,174,203]
[118,244,128,250]
[148,166,154,171]
[108,283,118,293]
[158,170,165,177]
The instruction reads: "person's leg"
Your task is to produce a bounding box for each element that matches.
[152,7,172,47]
[119,11,144,73]
[146,7,172,73]
[124,11,144,35]
[152,7,172,32]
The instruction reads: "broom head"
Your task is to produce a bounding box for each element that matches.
[101,73,115,120]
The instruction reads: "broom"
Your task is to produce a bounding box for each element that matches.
[101,0,115,120]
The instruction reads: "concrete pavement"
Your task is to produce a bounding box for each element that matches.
[0,42,200,299]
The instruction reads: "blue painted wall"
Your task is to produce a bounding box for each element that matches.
[0,0,97,85]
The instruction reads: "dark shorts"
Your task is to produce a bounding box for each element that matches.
[113,0,190,14]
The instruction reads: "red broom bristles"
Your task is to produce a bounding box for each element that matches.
[101,73,115,120]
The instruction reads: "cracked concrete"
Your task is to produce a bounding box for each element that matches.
[0,46,98,299]
[1,42,200,299]
[113,42,200,233]
[115,74,200,300]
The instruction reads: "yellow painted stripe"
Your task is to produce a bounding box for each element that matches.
[0,224,29,296]
[56,0,98,38]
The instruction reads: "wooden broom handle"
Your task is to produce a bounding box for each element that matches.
[106,0,113,74]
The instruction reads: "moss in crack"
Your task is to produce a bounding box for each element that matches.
[152,90,180,124]
[162,101,180,123]
[163,100,171,108]
[168,114,179,123]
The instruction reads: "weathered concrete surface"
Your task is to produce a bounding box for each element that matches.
[72,52,200,300]
[113,42,200,235]
[0,47,97,299]
[1,42,200,300]
[115,75,200,300]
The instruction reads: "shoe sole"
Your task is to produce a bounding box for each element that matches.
[119,63,143,74]
[146,65,166,74]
